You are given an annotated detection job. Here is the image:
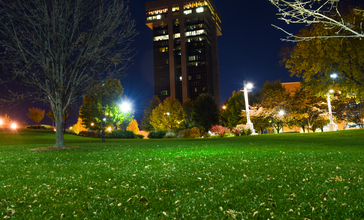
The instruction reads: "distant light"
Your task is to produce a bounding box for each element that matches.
[91,122,94,126]
[54,128,56,131]
[120,101,132,113]
[10,123,17,130]
[246,83,253,89]
[329,89,335,93]
[69,127,73,130]
[156,15,161,19]
[279,110,285,116]
[0,119,3,125]
[330,73,338,79]
[166,112,170,116]
[107,127,112,132]
[103,118,106,121]
[222,105,226,110]
[196,7,204,13]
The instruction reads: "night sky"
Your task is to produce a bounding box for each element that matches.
[0,0,362,127]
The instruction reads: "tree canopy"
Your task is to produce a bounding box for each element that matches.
[150,97,184,132]
[26,107,45,125]
[281,17,364,97]
[141,96,161,132]
[192,93,220,133]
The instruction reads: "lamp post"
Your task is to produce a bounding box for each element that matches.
[327,73,338,131]
[101,83,105,143]
[327,90,336,131]
[243,81,254,131]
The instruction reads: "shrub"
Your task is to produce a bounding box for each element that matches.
[106,130,136,139]
[148,130,167,139]
[232,124,253,136]
[179,127,201,138]
[210,125,230,137]
[164,131,177,138]
[136,134,144,139]
[78,131,97,138]
[27,125,47,129]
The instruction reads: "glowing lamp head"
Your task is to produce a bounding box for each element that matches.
[278,110,285,116]
[10,123,17,130]
[329,89,335,93]
[330,73,338,79]
[91,122,94,126]
[120,101,132,113]
[246,83,253,89]
[107,127,112,132]
[222,105,226,110]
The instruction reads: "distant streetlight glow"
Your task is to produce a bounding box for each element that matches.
[330,73,338,79]
[91,122,94,126]
[329,89,335,93]
[0,119,3,126]
[222,105,226,110]
[11,123,17,130]
[278,110,285,116]
[107,127,112,132]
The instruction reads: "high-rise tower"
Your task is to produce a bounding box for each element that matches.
[145,0,221,105]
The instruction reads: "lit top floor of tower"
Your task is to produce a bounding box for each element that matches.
[145,0,222,105]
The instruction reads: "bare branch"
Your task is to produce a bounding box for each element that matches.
[269,0,364,41]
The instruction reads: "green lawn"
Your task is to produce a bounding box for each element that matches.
[0,129,363,219]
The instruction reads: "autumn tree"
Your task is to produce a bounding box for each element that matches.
[150,97,184,132]
[192,93,220,133]
[27,108,45,125]
[71,116,87,135]
[290,88,328,132]
[127,119,139,134]
[0,0,136,148]
[141,96,161,132]
[281,18,364,97]
[221,91,244,129]
[270,0,364,41]
[248,106,271,134]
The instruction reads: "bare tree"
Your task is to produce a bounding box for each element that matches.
[269,0,364,41]
[0,0,137,148]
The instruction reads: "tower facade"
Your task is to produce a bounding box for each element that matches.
[145,0,221,105]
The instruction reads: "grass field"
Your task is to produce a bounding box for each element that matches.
[0,129,363,219]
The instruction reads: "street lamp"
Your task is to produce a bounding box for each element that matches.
[120,101,132,113]
[242,81,254,131]
[278,110,285,116]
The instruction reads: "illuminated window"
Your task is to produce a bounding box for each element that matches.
[196,7,204,13]
[184,10,192,15]
[188,76,192,80]
[174,33,180,38]
[153,35,169,41]
[179,76,182,81]
[172,6,179,12]
[159,47,168,52]
[147,15,162,21]
[188,55,196,61]
[161,90,168,95]
[147,8,168,15]
[185,30,205,37]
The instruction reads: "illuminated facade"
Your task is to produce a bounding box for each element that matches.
[145,0,221,104]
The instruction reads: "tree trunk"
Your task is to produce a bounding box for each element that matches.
[54,102,66,149]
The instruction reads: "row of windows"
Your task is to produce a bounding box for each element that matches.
[147,8,168,16]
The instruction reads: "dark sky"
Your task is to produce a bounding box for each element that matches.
[1,0,362,127]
